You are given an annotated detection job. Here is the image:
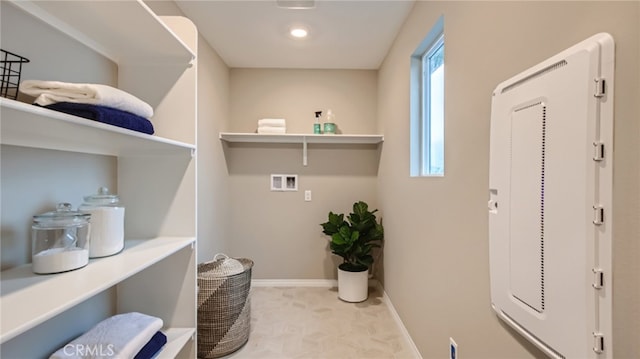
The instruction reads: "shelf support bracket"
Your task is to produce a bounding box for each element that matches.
[302,136,308,166]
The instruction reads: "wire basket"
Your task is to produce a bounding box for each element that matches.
[1,49,30,100]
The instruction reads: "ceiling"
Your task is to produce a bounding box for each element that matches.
[175,0,415,70]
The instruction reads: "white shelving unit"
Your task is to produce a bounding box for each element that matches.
[0,238,195,343]
[1,98,195,157]
[1,1,198,358]
[7,0,195,65]
[219,132,384,166]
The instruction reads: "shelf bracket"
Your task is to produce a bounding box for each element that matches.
[302,136,308,166]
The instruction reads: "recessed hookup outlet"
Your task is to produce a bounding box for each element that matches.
[449,337,458,359]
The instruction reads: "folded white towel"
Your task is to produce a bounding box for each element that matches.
[257,126,286,134]
[258,118,286,127]
[20,80,154,119]
[49,312,163,359]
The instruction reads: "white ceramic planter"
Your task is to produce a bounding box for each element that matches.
[338,267,369,302]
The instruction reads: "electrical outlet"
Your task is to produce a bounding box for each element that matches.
[449,337,458,359]
[304,190,312,201]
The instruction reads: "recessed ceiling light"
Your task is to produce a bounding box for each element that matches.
[289,26,309,38]
[277,0,315,9]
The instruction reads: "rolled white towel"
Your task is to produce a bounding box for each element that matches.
[19,80,154,119]
[257,118,286,128]
[49,312,163,359]
[257,126,286,134]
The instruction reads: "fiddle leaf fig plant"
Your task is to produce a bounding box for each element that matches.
[320,201,384,272]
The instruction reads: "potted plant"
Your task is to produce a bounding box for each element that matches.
[320,201,384,302]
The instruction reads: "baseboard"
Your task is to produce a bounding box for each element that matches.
[250,279,422,358]
[373,282,423,359]
[251,279,338,287]
[251,279,382,288]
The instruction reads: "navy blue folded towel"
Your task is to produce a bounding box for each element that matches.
[134,331,167,359]
[40,102,155,135]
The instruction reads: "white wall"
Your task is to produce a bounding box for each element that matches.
[377,1,639,358]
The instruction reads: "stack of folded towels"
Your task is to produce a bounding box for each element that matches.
[257,118,286,134]
[19,80,155,135]
[50,312,167,359]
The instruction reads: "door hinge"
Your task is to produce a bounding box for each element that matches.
[594,78,606,98]
[592,268,604,289]
[593,332,605,354]
[593,205,605,225]
[593,142,605,161]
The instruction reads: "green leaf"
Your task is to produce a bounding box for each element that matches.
[353,201,368,216]
[320,201,384,268]
[331,233,346,245]
[321,212,346,235]
[357,255,374,267]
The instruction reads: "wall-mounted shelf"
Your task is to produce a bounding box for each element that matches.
[219,132,383,144]
[0,237,195,343]
[1,98,195,157]
[219,132,383,166]
[7,0,195,65]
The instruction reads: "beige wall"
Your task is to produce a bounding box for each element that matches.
[195,33,232,262]
[227,69,380,279]
[145,1,231,263]
[150,1,639,357]
[377,1,639,358]
[229,69,378,134]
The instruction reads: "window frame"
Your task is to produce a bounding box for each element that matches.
[421,35,444,175]
[410,16,445,177]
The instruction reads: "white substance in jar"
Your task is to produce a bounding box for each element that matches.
[82,207,125,258]
[32,247,89,274]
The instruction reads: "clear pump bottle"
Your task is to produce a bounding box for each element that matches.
[314,111,322,134]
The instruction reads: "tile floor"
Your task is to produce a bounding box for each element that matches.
[225,286,418,359]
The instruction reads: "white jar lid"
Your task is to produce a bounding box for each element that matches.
[33,203,90,228]
[83,186,120,206]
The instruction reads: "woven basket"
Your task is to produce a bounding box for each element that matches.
[197,254,253,359]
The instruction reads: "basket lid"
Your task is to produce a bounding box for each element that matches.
[199,253,248,277]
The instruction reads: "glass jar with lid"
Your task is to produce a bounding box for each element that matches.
[32,203,91,274]
[79,187,124,258]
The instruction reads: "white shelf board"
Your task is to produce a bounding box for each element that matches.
[1,98,195,156]
[7,0,195,65]
[0,237,196,343]
[219,132,384,145]
[158,328,195,358]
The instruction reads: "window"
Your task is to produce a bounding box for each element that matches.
[410,17,444,176]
